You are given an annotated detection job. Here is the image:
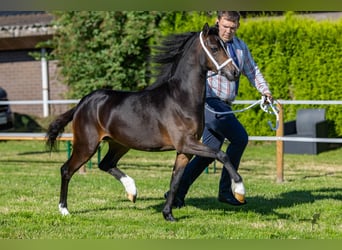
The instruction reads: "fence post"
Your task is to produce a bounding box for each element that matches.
[97,143,101,166]
[41,48,50,117]
[66,141,71,158]
[276,102,284,183]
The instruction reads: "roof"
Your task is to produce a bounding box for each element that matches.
[0,11,53,26]
[0,11,341,51]
[0,11,55,51]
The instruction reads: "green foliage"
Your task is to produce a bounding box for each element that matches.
[157,11,215,35]
[236,13,342,136]
[51,11,162,98]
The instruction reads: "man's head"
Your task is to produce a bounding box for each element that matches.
[216,11,240,43]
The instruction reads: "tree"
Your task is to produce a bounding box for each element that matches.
[51,11,162,98]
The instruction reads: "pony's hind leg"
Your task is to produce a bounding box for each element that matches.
[98,140,137,202]
[59,138,100,215]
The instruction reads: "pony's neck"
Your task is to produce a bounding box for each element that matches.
[172,39,207,103]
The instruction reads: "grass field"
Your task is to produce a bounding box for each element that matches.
[0,140,341,239]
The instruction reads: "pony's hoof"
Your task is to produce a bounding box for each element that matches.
[163,212,176,222]
[127,193,137,203]
[121,176,137,203]
[234,193,245,203]
[59,204,70,216]
[232,181,246,203]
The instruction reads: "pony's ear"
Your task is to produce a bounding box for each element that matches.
[202,23,210,36]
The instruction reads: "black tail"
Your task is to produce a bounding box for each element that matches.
[46,107,77,151]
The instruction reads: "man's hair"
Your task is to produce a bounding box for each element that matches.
[217,11,240,23]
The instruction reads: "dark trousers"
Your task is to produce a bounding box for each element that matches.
[176,98,248,200]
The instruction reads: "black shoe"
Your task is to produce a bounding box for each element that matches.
[164,191,185,208]
[218,192,247,206]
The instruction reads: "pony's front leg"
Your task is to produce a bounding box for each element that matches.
[162,153,190,221]
[216,151,246,203]
[181,137,246,204]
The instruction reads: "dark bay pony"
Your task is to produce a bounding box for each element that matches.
[46,23,244,221]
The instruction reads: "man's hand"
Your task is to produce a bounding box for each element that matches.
[263,93,274,104]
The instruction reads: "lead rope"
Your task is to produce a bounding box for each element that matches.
[205,96,280,131]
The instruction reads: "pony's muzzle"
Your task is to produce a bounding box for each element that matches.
[233,68,240,79]
[222,66,240,82]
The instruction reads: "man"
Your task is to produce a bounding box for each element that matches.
[165,11,273,207]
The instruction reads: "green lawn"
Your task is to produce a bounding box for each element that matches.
[0,140,341,239]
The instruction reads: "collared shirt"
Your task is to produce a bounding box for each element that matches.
[206,36,271,103]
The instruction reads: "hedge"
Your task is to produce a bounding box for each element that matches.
[230,13,342,136]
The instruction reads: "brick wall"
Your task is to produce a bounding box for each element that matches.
[0,50,69,117]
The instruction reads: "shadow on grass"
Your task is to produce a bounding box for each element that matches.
[148,187,342,220]
[1,158,67,164]
[71,187,341,222]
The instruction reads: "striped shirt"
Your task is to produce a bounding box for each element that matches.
[206,36,271,103]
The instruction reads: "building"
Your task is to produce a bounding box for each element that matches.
[0,11,68,118]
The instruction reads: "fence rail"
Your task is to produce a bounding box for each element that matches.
[0,132,72,141]
[0,100,79,105]
[0,133,341,144]
[2,99,342,105]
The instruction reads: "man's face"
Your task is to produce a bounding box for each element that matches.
[217,17,239,42]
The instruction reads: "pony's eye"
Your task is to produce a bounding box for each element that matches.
[211,47,218,53]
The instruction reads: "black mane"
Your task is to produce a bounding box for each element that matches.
[147,26,219,90]
[146,31,197,90]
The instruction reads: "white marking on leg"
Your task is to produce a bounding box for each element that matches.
[59,203,70,216]
[231,180,246,203]
[231,180,246,195]
[120,175,137,196]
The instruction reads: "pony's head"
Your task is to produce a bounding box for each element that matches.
[200,23,240,81]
